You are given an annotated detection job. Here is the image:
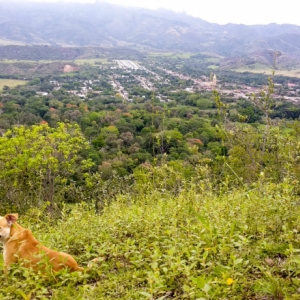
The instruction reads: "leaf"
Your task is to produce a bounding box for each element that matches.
[183,284,191,292]
[197,215,206,224]
[192,276,206,289]
[15,290,31,300]
[234,258,243,265]
[230,222,236,237]
[138,292,152,298]
[157,296,169,300]
[203,251,209,260]
[203,283,211,293]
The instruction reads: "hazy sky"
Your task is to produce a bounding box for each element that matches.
[23,0,300,26]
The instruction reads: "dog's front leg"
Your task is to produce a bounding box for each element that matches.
[3,251,18,276]
[4,264,8,276]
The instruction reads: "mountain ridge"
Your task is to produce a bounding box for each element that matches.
[1,2,300,56]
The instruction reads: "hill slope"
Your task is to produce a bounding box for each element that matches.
[1,2,300,55]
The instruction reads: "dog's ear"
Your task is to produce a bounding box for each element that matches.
[5,213,18,225]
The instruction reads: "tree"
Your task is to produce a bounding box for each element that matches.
[154,129,183,154]
[120,131,134,146]
[0,123,93,211]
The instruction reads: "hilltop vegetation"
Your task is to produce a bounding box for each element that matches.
[1,179,300,299]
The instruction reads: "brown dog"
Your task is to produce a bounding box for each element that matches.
[0,213,84,273]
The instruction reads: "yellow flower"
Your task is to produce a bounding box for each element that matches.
[226,278,234,285]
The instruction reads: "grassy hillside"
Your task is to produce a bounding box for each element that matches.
[74,58,109,65]
[1,176,300,299]
[0,39,25,46]
[234,65,300,78]
[148,52,194,59]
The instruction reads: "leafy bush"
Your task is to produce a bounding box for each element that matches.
[0,123,93,212]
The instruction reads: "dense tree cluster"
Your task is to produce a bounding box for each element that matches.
[1,64,300,211]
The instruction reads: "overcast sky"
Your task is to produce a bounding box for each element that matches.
[22,0,300,26]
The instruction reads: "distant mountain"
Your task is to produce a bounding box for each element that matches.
[1,2,300,56]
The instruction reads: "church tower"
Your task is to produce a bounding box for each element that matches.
[212,74,217,87]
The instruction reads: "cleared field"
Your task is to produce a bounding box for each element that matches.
[208,65,219,69]
[148,52,176,57]
[234,63,300,78]
[60,73,79,77]
[0,59,62,64]
[236,63,270,71]
[148,51,224,61]
[75,58,109,65]
[148,52,193,59]
[0,39,25,46]
[0,79,27,91]
[1,58,109,65]
[205,57,221,63]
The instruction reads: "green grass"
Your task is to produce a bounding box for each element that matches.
[74,58,109,65]
[0,59,62,64]
[0,59,32,64]
[234,63,270,72]
[1,177,300,299]
[0,39,26,46]
[150,51,223,62]
[59,73,79,77]
[205,58,220,63]
[0,79,27,91]
[148,52,193,59]
[208,65,219,69]
[148,52,175,57]
[234,63,300,78]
